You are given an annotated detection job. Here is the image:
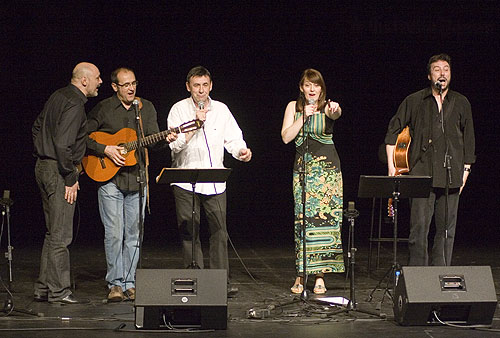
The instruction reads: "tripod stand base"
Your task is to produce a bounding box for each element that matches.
[367,264,401,303]
[2,298,41,316]
[300,289,311,301]
[315,296,386,318]
[187,262,201,269]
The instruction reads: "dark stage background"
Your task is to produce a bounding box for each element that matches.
[2,2,499,251]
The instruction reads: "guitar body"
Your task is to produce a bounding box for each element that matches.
[82,128,138,182]
[82,119,203,182]
[388,126,411,217]
[393,126,411,175]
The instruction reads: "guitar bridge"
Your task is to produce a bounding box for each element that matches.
[99,157,106,169]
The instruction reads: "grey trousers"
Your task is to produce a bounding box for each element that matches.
[34,159,74,301]
[173,186,228,271]
[409,188,460,266]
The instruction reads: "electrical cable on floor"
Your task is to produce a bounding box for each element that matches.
[69,200,82,291]
[114,322,216,333]
[227,233,258,284]
[432,310,500,332]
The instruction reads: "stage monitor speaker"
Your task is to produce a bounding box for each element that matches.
[135,269,227,330]
[394,266,497,326]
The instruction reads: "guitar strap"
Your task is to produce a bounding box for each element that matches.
[138,114,151,214]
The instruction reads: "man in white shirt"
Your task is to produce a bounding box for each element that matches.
[167,66,252,294]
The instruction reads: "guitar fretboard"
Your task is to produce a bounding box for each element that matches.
[126,127,181,151]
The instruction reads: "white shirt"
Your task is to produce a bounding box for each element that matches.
[167,97,248,195]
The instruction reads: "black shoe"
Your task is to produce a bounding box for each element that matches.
[49,294,89,304]
[227,285,238,297]
[33,294,48,302]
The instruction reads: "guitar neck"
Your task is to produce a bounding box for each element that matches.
[126,127,180,151]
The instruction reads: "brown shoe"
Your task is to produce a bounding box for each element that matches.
[108,286,124,302]
[125,288,135,301]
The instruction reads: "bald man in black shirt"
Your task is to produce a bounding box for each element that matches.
[32,62,102,304]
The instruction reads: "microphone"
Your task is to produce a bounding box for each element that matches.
[344,201,359,218]
[307,99,317,122]
[132,99,140,119]
[434,81,443,94]
[0,190,13,207]
[198,101,206,129]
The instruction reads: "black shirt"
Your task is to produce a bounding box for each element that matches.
[385,87,475,189]
[86,95,164,192]
[32,84,88,186]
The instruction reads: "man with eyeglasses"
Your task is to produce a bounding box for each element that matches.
[87,67,177,302]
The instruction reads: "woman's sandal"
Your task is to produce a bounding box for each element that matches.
[290,283,304,294]
[313,284,327,294]
[313,278,327,294]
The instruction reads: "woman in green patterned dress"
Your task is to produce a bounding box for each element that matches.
[281,69,344,294]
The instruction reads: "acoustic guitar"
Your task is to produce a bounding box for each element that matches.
[82,119,203,182]
[388,126,411,217]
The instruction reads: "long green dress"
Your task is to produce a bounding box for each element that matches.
[293,111,344,275]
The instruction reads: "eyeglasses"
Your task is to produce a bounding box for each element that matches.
[115,81,139,88]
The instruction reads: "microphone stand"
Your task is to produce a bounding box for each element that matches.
[344,203,359,310]
[1,198,14,289]
[344,202,383,317]
[1,197,39,317]
[299,100,310,300]
[186,101,206,270]
[438,86,452,266]
[133,101,146,268]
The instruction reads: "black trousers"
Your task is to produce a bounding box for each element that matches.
[173,186,228,271]
[409,187,460,266]
[34,159,75,301]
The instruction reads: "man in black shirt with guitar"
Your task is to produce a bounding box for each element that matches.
[85,67,181,302]
[385,54,475,266]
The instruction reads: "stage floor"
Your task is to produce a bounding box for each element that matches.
[0,239,499,338]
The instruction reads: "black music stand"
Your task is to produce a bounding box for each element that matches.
[358,175,431,302]
[156,168,232,269]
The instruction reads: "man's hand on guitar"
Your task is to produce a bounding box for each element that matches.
[105,145,126,167]
[166,132,178,143]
